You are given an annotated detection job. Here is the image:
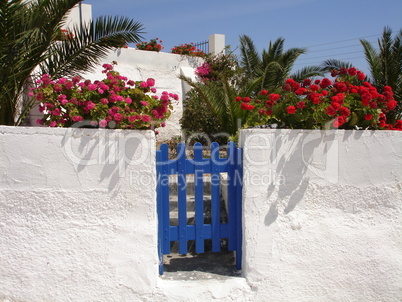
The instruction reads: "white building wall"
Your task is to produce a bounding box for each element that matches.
[65,3,92,29]
[209,34,226,54]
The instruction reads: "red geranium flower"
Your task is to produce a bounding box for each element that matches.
[332,116,346,128]
[296,101,306,109]
[241,102,255,110]
[326,105,337,116]
[303,79,312,86]
[320,78,332,89]
[269,94,280,101]
[364,114,373,121]
[387,100,397,110]
[357,71,365,81]
[286,106,296,114]
[348,68,357,76]
[339,107,351,117]
[295,88,307,95]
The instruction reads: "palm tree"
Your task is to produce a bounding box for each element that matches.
[179,51,260,140]
[0,0,144,126]
[360,27,402,122]
[320,28,402,123]
[180,74,257,138]
[239,34,322,92]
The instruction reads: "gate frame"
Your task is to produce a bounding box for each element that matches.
[156,142,243,275]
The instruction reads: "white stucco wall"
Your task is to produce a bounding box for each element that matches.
[80,49,201,142]
[1,127,401,301]
[239,129,402,302]
[65,3,92,29]
[0,126,159,301]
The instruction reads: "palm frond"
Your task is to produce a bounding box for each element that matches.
[239,34,261,78]
[42,16,144,77]
[320,59,353,72]
[360,39,381,85]
[359,27,402,122]
[179,73,252,135]
[266,38,285,61]
[290,65,324,82]
[239,35,318,91]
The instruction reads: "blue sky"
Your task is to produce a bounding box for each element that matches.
[85,0,402,75]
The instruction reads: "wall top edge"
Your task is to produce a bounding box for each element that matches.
[0,126,156,139]
[239,128,402,136]
[111,47,205,60]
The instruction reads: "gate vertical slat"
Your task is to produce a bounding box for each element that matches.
[194,143,205,253]
[177,143,188,254]
[210,142,221,252]
[235,147,243,270]
[160,144,171,255]
[227,141,237,252]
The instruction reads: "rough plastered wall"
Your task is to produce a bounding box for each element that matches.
[0,126,160,301]
[239,129,402,302]
[80,48,201,142]
[2,126,401,302]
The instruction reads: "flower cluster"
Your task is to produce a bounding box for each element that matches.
[55,29,74,41]
[195,63,212,81]
[32,63,177,131]
[171,43,205,57]
[136,38,163,52]
[236,68,401,130]
[195,52,238,82]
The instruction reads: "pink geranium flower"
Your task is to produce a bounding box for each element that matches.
[86,101,95,110]
[141,115,151,122]
[146,78,155,87]
[72,116,83,122]
[99,120,108,128]
[113,113,123,121]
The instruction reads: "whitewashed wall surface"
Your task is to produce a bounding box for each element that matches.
[1,126,401,302]
[240,129,402,302]
[0,126,160,301]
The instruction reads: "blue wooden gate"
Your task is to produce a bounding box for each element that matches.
[156,142,243,275]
